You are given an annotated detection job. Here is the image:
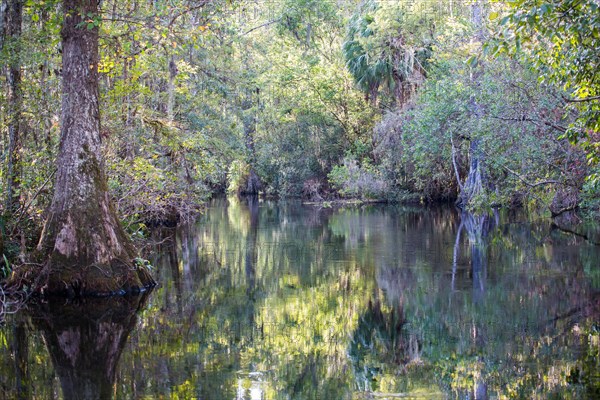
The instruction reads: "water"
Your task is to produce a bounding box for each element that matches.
[1,198,599,399]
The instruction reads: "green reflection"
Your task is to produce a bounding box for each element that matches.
[0,201,598,399]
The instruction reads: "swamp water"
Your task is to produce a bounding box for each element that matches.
[1,198,599,399]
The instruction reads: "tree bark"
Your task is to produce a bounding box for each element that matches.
[2,0,23,215]
[33,0,154,295]
[457,137,485,209]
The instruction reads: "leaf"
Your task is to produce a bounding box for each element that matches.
[466,56,478,68]
[540,3,552,15]
[489,11,499,21]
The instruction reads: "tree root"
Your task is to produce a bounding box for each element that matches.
[5,259,156,298]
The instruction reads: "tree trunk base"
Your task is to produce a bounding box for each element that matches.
[8,259,156,298]
[240,169,262,195]
[29,192,157,297]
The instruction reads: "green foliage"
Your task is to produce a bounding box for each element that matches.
[227,159,250,195]
[343,0,446,106]
[370,13,588,209]
[242,4,377,197]
[276,0,340,47]
[486,0,600,181]
[1,0,599,253]
[328,156,387,199]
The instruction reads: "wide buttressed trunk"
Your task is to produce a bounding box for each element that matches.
[35,0,154,295]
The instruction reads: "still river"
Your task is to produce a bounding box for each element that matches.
[1,198,599,399]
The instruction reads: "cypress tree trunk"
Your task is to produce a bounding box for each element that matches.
[457,137,485,209]
[34,0,154,295]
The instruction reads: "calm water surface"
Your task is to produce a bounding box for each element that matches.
[1,198,599,399]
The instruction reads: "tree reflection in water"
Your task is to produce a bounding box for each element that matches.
[1,202,599,399]
[453,211,497,400]
[28,295,149,400]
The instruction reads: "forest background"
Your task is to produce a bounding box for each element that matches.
[0,0,598,270]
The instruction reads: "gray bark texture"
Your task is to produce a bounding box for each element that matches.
[457,137,485,209]
[33,0,155,295]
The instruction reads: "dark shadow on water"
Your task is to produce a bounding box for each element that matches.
[26,294,150,400]
[12,321,29,400]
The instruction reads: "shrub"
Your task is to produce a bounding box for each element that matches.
[329,157,387,199]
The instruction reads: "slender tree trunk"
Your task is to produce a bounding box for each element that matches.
[240,89,262,195]
[2,0,23,215]
[457,0,486,209]
[0,2,5,47]
[167,54,176,122]
[33,0,154,295]
[38,7,54,153]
